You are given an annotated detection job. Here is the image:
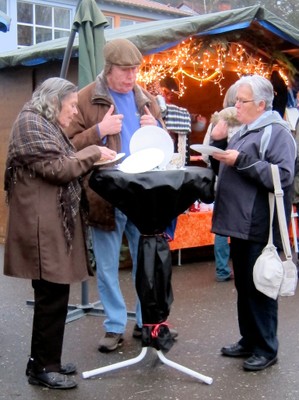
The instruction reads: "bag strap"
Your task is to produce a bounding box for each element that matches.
[271,164,293,260]
[267,192,275,246]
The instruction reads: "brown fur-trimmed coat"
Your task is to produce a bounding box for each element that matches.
[66,72,164,231]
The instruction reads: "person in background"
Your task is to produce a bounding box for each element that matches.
[292,117,299,274]
[159,76,179,107]
[147,76,207,165]
[211,75,296,371]
[148,76,192,167]
[3,77,116,389]
[67,38,177,353]
[270,70,288,118]
[202,83,241,282]
[161,76,191,166]
[287,82,297,108]
[150,76,191,240]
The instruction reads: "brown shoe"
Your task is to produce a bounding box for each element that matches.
[98,332,124,353]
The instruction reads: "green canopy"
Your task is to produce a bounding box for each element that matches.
[72,0,108,88]
[0,6,298,71]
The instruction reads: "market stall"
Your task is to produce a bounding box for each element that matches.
[1,6,299,242]
[169,208,215,265]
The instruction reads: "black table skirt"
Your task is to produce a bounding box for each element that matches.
[89,166,215,351]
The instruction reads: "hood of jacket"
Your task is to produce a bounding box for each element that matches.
[243,110,290,134]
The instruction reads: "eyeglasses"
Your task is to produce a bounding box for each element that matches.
[235,98,256,105]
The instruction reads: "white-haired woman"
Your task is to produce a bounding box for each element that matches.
[211,75,296,371]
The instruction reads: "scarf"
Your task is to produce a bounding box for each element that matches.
[164,104,191,133]
[5,102,81,251]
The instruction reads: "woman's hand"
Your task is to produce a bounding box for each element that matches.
[212,149,239,166]
[98,146,117,161]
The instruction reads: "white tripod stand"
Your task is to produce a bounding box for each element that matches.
[82,346,213,385]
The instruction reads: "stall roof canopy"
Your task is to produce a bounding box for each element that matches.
[0,10,11,33]
[0,5,298,71]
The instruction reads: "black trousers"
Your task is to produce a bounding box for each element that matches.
[30,279,70,373]
[230,238,278,359]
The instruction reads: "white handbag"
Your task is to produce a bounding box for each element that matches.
[253,164,298,299]
[285,107,299,132]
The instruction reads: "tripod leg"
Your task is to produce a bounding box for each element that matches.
[82,347,148,379]
[157,350,213,384]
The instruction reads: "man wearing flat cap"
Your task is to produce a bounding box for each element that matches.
[67,38,166,352]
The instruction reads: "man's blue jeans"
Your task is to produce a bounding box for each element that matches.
[91,208,142,334]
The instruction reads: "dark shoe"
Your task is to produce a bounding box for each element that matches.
[26,358,76,376]
[98,332,124,352]
[221,342,252,357]
[132,324,178,340]
[243,354,277,371]
[28,371,77,389]
[132,324,143,338]
[59,363,77,375]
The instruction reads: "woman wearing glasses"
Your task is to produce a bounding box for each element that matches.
[210,75,296,372]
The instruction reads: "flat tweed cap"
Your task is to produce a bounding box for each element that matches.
[104,38,143,68]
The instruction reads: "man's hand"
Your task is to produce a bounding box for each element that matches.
[140,105,158,127]
[98,105,123,137]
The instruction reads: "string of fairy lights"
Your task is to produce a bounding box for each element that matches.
[137,36,288,97]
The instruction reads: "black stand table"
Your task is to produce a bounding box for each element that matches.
[83,166,214,384]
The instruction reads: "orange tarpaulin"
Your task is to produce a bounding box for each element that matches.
[289,207,298,249]
[169,211,215,251]
[169,209,297,253]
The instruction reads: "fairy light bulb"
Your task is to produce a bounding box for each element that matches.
[137,38,289,97]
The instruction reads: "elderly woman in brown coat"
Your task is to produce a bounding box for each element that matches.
[3,77,116,390]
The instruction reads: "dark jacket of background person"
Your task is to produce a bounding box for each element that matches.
[293,119,299,199]
[67,71,164,231]
[270,70,288,118]
[4,100,101,284]
[292,119,299,245]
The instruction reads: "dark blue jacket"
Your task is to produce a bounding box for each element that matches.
[212,111,296,245]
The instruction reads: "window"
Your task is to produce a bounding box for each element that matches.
[105,15,114,29]
[17,1,71,46]
[120,18,139,27]
[0,0,7,13]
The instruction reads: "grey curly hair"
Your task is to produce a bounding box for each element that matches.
[30,77,77,123]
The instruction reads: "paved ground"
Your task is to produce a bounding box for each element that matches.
[1,244,299,400]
